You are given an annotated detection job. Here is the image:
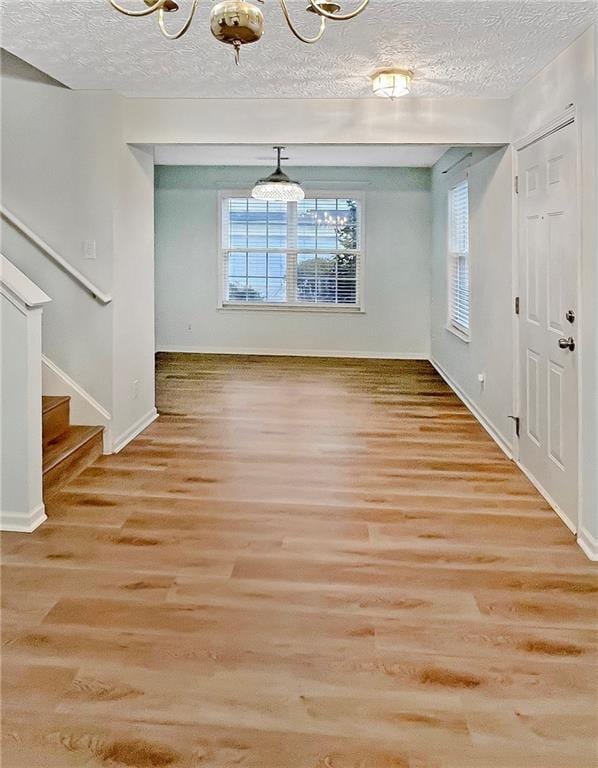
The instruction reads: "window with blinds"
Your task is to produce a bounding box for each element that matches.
[447,179,470,337]
[220,195,362,309]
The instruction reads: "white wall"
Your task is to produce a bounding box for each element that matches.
[125,97,511,146]
[511,25,597,555]
[155,165,432,358]
[430,147,514,451]
[111,141,157,448]
[0,51,116,408]
[0,52,157,452]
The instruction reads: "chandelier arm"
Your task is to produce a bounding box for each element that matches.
[107,0,165,17]
[279,0,326,44]
[158,0,198,39]
[306,0,369,21]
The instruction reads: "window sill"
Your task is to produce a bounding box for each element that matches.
[219,302,365,314]
[446,323,471,343]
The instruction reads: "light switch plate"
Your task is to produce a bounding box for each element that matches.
[83,239,96,259]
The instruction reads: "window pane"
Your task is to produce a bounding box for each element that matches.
[267,225,287,249]
[297,253,317,277]
[316,253,337,277]
[267,278,286,302]
[228,252,247,277]
[267,253,286,278]
[248,253,267,277]
[297,277,316,302]
[228,279,247,301]
[247,277,267,302]
[338,280,357,304]
[316,277,337,303]
[298,198,359,252]
[337,253,356,278]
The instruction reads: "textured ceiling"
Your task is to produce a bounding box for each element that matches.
[1,0,597,98]
[153,143,450,166]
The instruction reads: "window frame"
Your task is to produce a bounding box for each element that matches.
[217,189,365,313]
[446,176,471,342]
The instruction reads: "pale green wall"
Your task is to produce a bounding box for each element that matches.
[155,165,433,358]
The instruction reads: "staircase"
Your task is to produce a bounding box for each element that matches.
[42,396,103,498]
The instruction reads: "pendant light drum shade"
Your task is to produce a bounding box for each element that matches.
[251,147,305,201]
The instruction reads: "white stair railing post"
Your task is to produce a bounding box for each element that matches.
[1,255,51,531]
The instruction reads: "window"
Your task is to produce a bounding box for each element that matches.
[447,179,470,338]
[220,195,362,309]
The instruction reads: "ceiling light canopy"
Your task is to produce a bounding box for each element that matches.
[370,68,413,99]
[251,147,304,202]
[108,0,370,64]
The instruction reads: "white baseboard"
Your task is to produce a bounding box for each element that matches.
[430,360,597,561]
[157,345,429,360]
[514,459,577,534]
[430,359,513,459]
[0,503,47,532]
[112,407,158,454]
[42,355,112,453]
[577,527,598,561]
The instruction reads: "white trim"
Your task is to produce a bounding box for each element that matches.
[0,254,51,309]
[577,527,598,562]
[42,355,113,454]
[514,460,576,534]
[112,408,158,454]
[513,104,576,151]
[0,205,112,305]
[0,503,47,533]
[157,346,429,360]
[430,359,513,459]
[445,324,470,344]
[218,303,365,314]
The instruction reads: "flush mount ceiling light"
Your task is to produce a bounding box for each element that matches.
[107,0,369,64]
[251,146,304,202]
[370,68,413,99]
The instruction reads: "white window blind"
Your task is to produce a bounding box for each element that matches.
[220,196,362,309]
[448,180,470,335]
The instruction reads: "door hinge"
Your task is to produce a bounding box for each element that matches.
[514,175,519,194]
[515,296,520,315]
[508,415,520,438]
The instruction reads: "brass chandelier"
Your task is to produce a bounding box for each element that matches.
[108,0,370,64]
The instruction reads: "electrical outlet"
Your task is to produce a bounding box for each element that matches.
[83,239,96,259]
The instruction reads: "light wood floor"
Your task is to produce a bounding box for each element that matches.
[2,353,597,767]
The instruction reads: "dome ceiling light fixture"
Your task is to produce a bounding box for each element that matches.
[107,0,370,65]
[370,67,413,99]
[251,146,305,202]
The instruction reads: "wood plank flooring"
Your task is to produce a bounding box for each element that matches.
[2,353,597,767]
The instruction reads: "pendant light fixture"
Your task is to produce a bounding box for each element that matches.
[251,147,305,202]
[370,68,413,99]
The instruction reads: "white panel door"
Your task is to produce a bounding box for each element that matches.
[518,121,579,529]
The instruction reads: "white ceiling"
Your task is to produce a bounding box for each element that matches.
[152,143,450,166]
[2,1,597,99]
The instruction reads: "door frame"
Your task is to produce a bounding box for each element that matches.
[512,104,583,534]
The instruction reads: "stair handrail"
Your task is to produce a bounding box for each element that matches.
[1,253,52,309]
[0,204,112,304]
